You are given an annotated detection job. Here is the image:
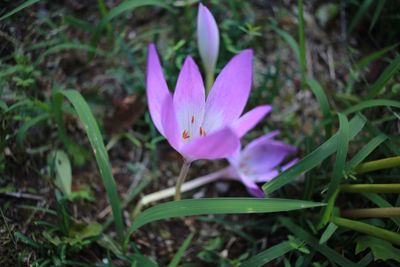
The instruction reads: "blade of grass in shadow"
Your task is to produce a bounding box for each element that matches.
[167,233,194,267]
[343,99,400,115]
[88,0,173,58]
[298,0,306,84]
[355,43,398,70]
[367,54,400,99]
[331,216,400,246]
[319,114,350,228]
[56,90,124,240]
[346,134,387,171]
[240,241,293,267]
[0,0,40,21]
[263,114,366,195]
[362,193,400,227]
[369,0,386,31]
[279,217,360,267]
[347,0,373,36]
[307,79,332,136]
[272,26,300,64]
[127,198,324,237]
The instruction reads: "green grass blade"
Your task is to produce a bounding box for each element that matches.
[319,114,349,228]
[88,0,173,58]
[346,134,387,171]
[307,79,331,120]
[355,43,398,70]
[362,193,400,227]
[348,0,373,35]
[272,27,300,64]
[16,113,50,146]
[240,241,293,267]
[342,99,400,115]
[319,222,338,244]
[57,90,124,240]
[298,0,306,83]
[331,216,400,246]
[367,55,400,99]
[167,233,194,267]
[280,217,360,267]
[36,42,106,65]
[369,0,386,31]
[127,198,324,236]
[263,114,366,194]
[0,0,40,21]
[326,113,349,199]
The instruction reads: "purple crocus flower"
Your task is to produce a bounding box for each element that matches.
[228,131,298,197]
[146,44,271,162]
[197,3,219,80]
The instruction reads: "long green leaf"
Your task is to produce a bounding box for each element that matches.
[168,233,194,267]
[343,99,400,115]
[319,114,349,228]
[57,90,124,240]
[326,113,349,199]
[272,27,300,64]
[307,79,331,120]
[240,241,293,267]
[346,134,387,171]
[263,114,366,194]
[127,198,324,236]
[369,0,386,31]
[280,217,360,267]
[348,0,373,35]
[367,55,400,98]
[0,0,40,21]
[355,43,398,70]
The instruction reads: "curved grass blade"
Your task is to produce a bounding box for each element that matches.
[331,216,400,246]
[367,54,400,99]
[343,99,400,115]
[263,114,366,194]
[355,42,398,70]
[57,90,124,240]
[272,27,300,64]
[240,241,293,267]
[346,134,387,171]
[168,233,194,267]
[0,0,40,21]
[348,0,373,35]
[369,0,386,31]
[280,217,360,267]
[319,114,349,228]
[298,0,306,83]
[362,193,400,227]
[326,113,349,200]
[36,42,107,65]
[89,0,173,58]
[307,79,332,136]
[127,198,324,236]
[16,113,50,146]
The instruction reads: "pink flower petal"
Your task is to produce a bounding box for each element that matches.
[232,105,272,138]
[161,95,182,152]
[242,137,297,175]
[181,127,239,161]
[239,173,265,198]
[173,56,206,140]
[146,44,171,135]
[197,3,219,75]
[255,158,299,183]
[202,50,253,132]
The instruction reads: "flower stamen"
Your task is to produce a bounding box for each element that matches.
[182,130,190,140]
[200,127,206,136]
[191,115,195,124]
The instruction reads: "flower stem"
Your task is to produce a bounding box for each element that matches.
[341,207,400,218]
[354,156,400,174]
[175,159,192,201]
[340,184,400,193]
[330,216,400,246]
[131,167,231,218]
